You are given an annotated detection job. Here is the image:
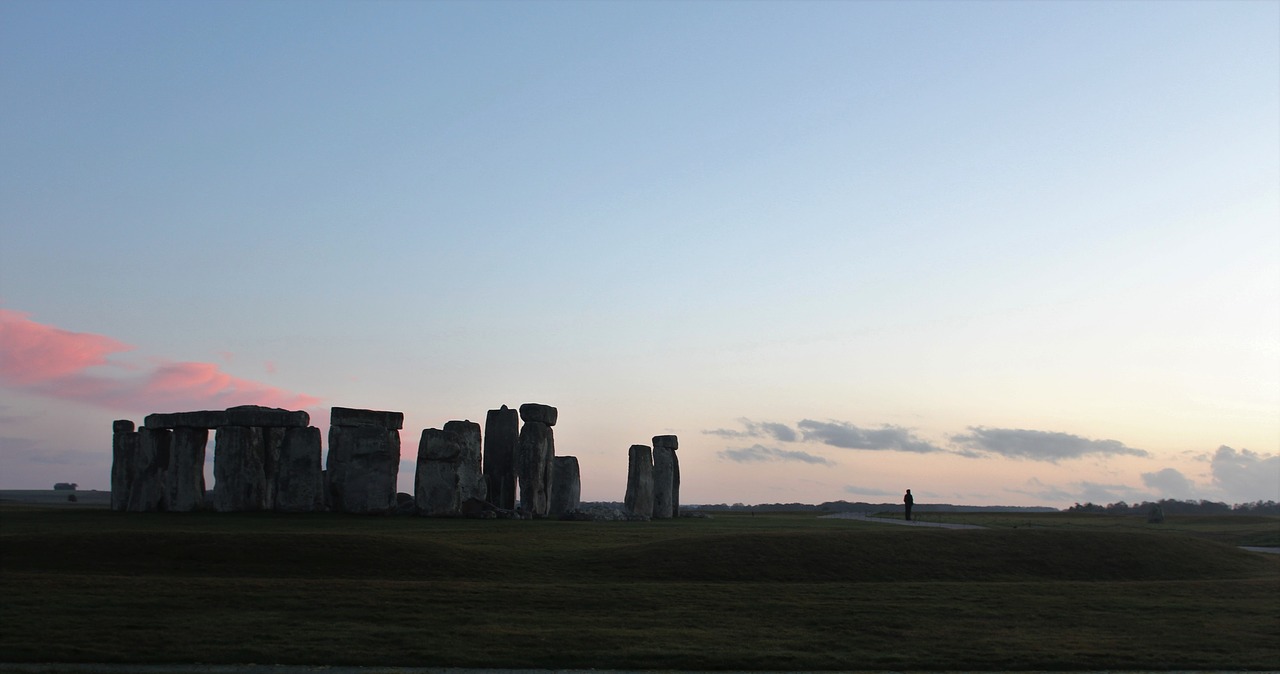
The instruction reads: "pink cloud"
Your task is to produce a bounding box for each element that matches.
[0,309,321,415]
[0,309,133,384]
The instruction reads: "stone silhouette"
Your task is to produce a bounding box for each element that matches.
[129,427,171,512]
[516,403,556,517]
[110,420,138,512]
[168,427,207,512]
[624,444,654,520]
[549,455,581,516]
[274,426,324,512]
[327,406,403,514]
[482,405,519,510]
[416,421,487,516]
[214,426,267,512]
[652,435,679,518]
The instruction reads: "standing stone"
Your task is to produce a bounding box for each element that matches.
[652,445,675,519]
[483,406,519,510]
[416,427,465,516]
[275,426,324,512]
[326,407,402,514]
[654,435,680,517]
[128,427,172,512]
[516,420,555,516]
[263,427,285,510]
[168,427,207,512]
[111,420,138,512]
[549,455,581,516]
[444,420,487,503]
[214,426,266,512]
[624,444,654,519]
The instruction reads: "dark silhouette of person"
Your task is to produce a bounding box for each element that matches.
[904,489,914,521]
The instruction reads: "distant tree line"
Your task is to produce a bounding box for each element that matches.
[690,500,1056,513]
[1066,498,1280,516]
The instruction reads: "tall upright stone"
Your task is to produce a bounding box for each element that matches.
[653,435,680,518]
[263,427,285,510]
[445,420,487,503]
[516,403,557,517]
[549,455,581,516]
[624,444,654,520]
[274,426,324,512]
[128,427,172,512]
[326,407,402,514]
[652,447,675,519]
[483,406,519,509]
[111,420,138,512]
[168,427,207,512]
[416,427,465,516]
[214,426,266,512]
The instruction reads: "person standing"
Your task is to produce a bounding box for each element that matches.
[903,489,914,521]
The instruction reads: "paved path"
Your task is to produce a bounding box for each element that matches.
[817,511,985,529]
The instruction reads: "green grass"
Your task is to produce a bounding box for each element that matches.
[3,507,1278,670]
[878,510,1280,547]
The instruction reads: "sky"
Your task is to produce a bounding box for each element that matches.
[1,0,1277,508]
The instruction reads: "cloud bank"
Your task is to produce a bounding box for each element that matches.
[703,419,798,442]
[797,419,946,453]
[1211,446,1280,501]
[0,309,321,414]
[718,444,835,467]
[951,427,1148,462]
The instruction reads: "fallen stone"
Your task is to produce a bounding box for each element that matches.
[483,406,519,510]
[549,455,581,516]
[518,403,558,427]
[330,406,404,430]
[624,444,654,520]
[394,491,417,515]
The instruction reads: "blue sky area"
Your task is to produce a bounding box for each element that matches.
[2,0,1277,506]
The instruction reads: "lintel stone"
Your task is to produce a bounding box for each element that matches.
[330,406,404,429]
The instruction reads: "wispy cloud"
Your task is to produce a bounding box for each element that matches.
[797,419,946,453]
[1009,477,1144,505]
[951,427,1148,462]
[718,444,835,467]
[703,418,798,442]
[841,484,897,497]
[1211,446,1280,502]
[0,309,321,415]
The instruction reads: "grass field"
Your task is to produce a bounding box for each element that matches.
[2,506,1278,670]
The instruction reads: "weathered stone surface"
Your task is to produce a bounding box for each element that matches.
[653,435,679,450]
[143,406,309,430]
[516,421,554,516]
[111,421,138,512]
[416,428,466,516]
[671,450,681,516]
[214,426,266,512]
[128,427,172,512]
[444,420,486,503]
[483,406,519,510]
[263,427,285,509]
[518,403,558,427]
[168,427,207,512]
[653,445,676,519]
[624,444,654,520]
[330,406,404,430]
[274,426,324,512]
[327,424,400,514]
[549,456,581,516]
